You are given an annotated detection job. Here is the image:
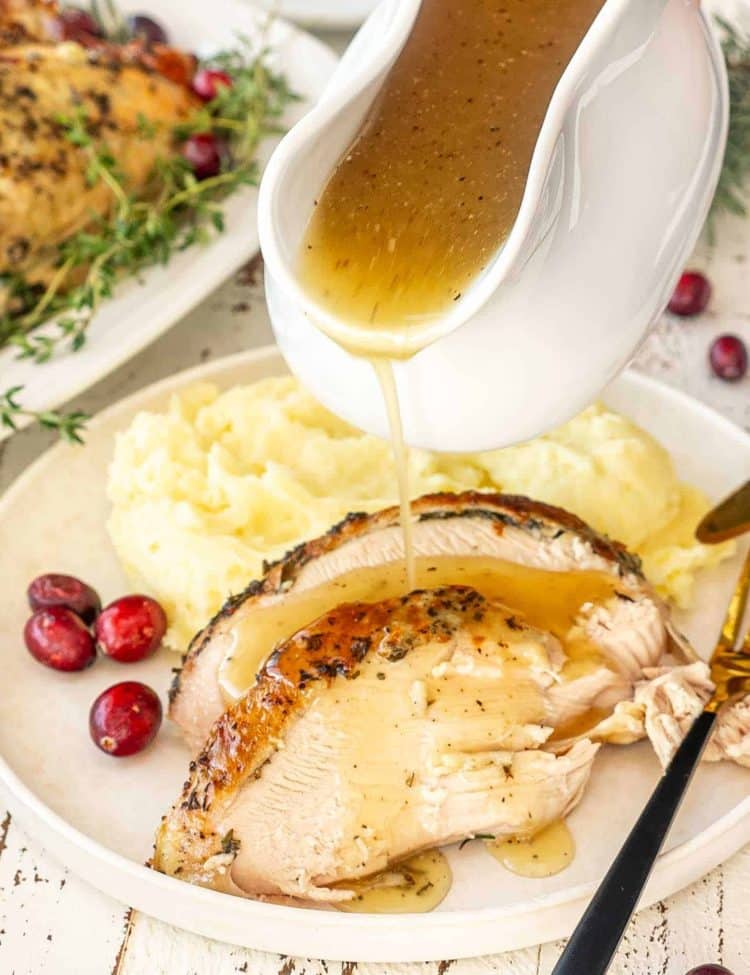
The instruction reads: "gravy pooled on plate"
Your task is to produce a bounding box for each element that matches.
[299,0,604,337]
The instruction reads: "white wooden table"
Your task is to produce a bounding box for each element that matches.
[2,19,750,975]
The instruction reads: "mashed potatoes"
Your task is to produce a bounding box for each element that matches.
[107,377,733,652]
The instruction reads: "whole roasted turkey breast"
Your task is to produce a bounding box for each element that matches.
[0,0,198,295]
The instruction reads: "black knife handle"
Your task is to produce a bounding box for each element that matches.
[551,709,717,975]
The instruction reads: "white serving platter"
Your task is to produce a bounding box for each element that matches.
[259,0,377,29]
[0,0,337,440]
[0,347,748,962]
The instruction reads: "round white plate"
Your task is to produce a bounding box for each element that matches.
[0,347,748,963]
[0,1,337,441]
[258,0,377,29]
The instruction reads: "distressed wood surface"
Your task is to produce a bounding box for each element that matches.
[1,14,750,975]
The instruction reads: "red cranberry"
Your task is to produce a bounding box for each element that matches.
[59,8,101,41]
[192,68,233,102]
[24,607,96,672]
[668,271,711,317]
[685,966,734,975]
[95,594,167,663]
[182,132,223,180]
[709,334,748,382]
[126,13,168,45]
[27,573,101,625]
[89,681,162,756]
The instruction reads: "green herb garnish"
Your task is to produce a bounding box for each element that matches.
[458,833,496,851]
[220,829,241,856]
[0,386,89,444]
[708,17,750,230]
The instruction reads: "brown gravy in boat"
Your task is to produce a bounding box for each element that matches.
[300,0,604,334]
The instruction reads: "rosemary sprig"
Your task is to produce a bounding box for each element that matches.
[708,17,750,229]
[0,387,89,444]
[0,38,294,441]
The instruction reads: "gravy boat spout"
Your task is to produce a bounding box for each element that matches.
[259,0,728,453]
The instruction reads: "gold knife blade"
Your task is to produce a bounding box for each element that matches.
[696,479,750,544]
[705,546,750,712]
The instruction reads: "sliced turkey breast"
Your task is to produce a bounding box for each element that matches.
[170,492,677,750]
[707,697,750,767]
[155,586,599,902]
[620,662,750,769]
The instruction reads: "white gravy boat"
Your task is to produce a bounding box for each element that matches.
[259,0,728,452]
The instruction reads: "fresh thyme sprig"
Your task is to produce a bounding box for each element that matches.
[176,44,294,153]
[0,387,89,444]
[0,37,294,441]
[90,0,129,41]
[708,17,750,229]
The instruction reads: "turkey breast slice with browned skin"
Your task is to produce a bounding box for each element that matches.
[155,586,600,902]
[169,491,679,752]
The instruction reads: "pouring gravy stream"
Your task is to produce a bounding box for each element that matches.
[299,0,605,571]
[294,0,606,910]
